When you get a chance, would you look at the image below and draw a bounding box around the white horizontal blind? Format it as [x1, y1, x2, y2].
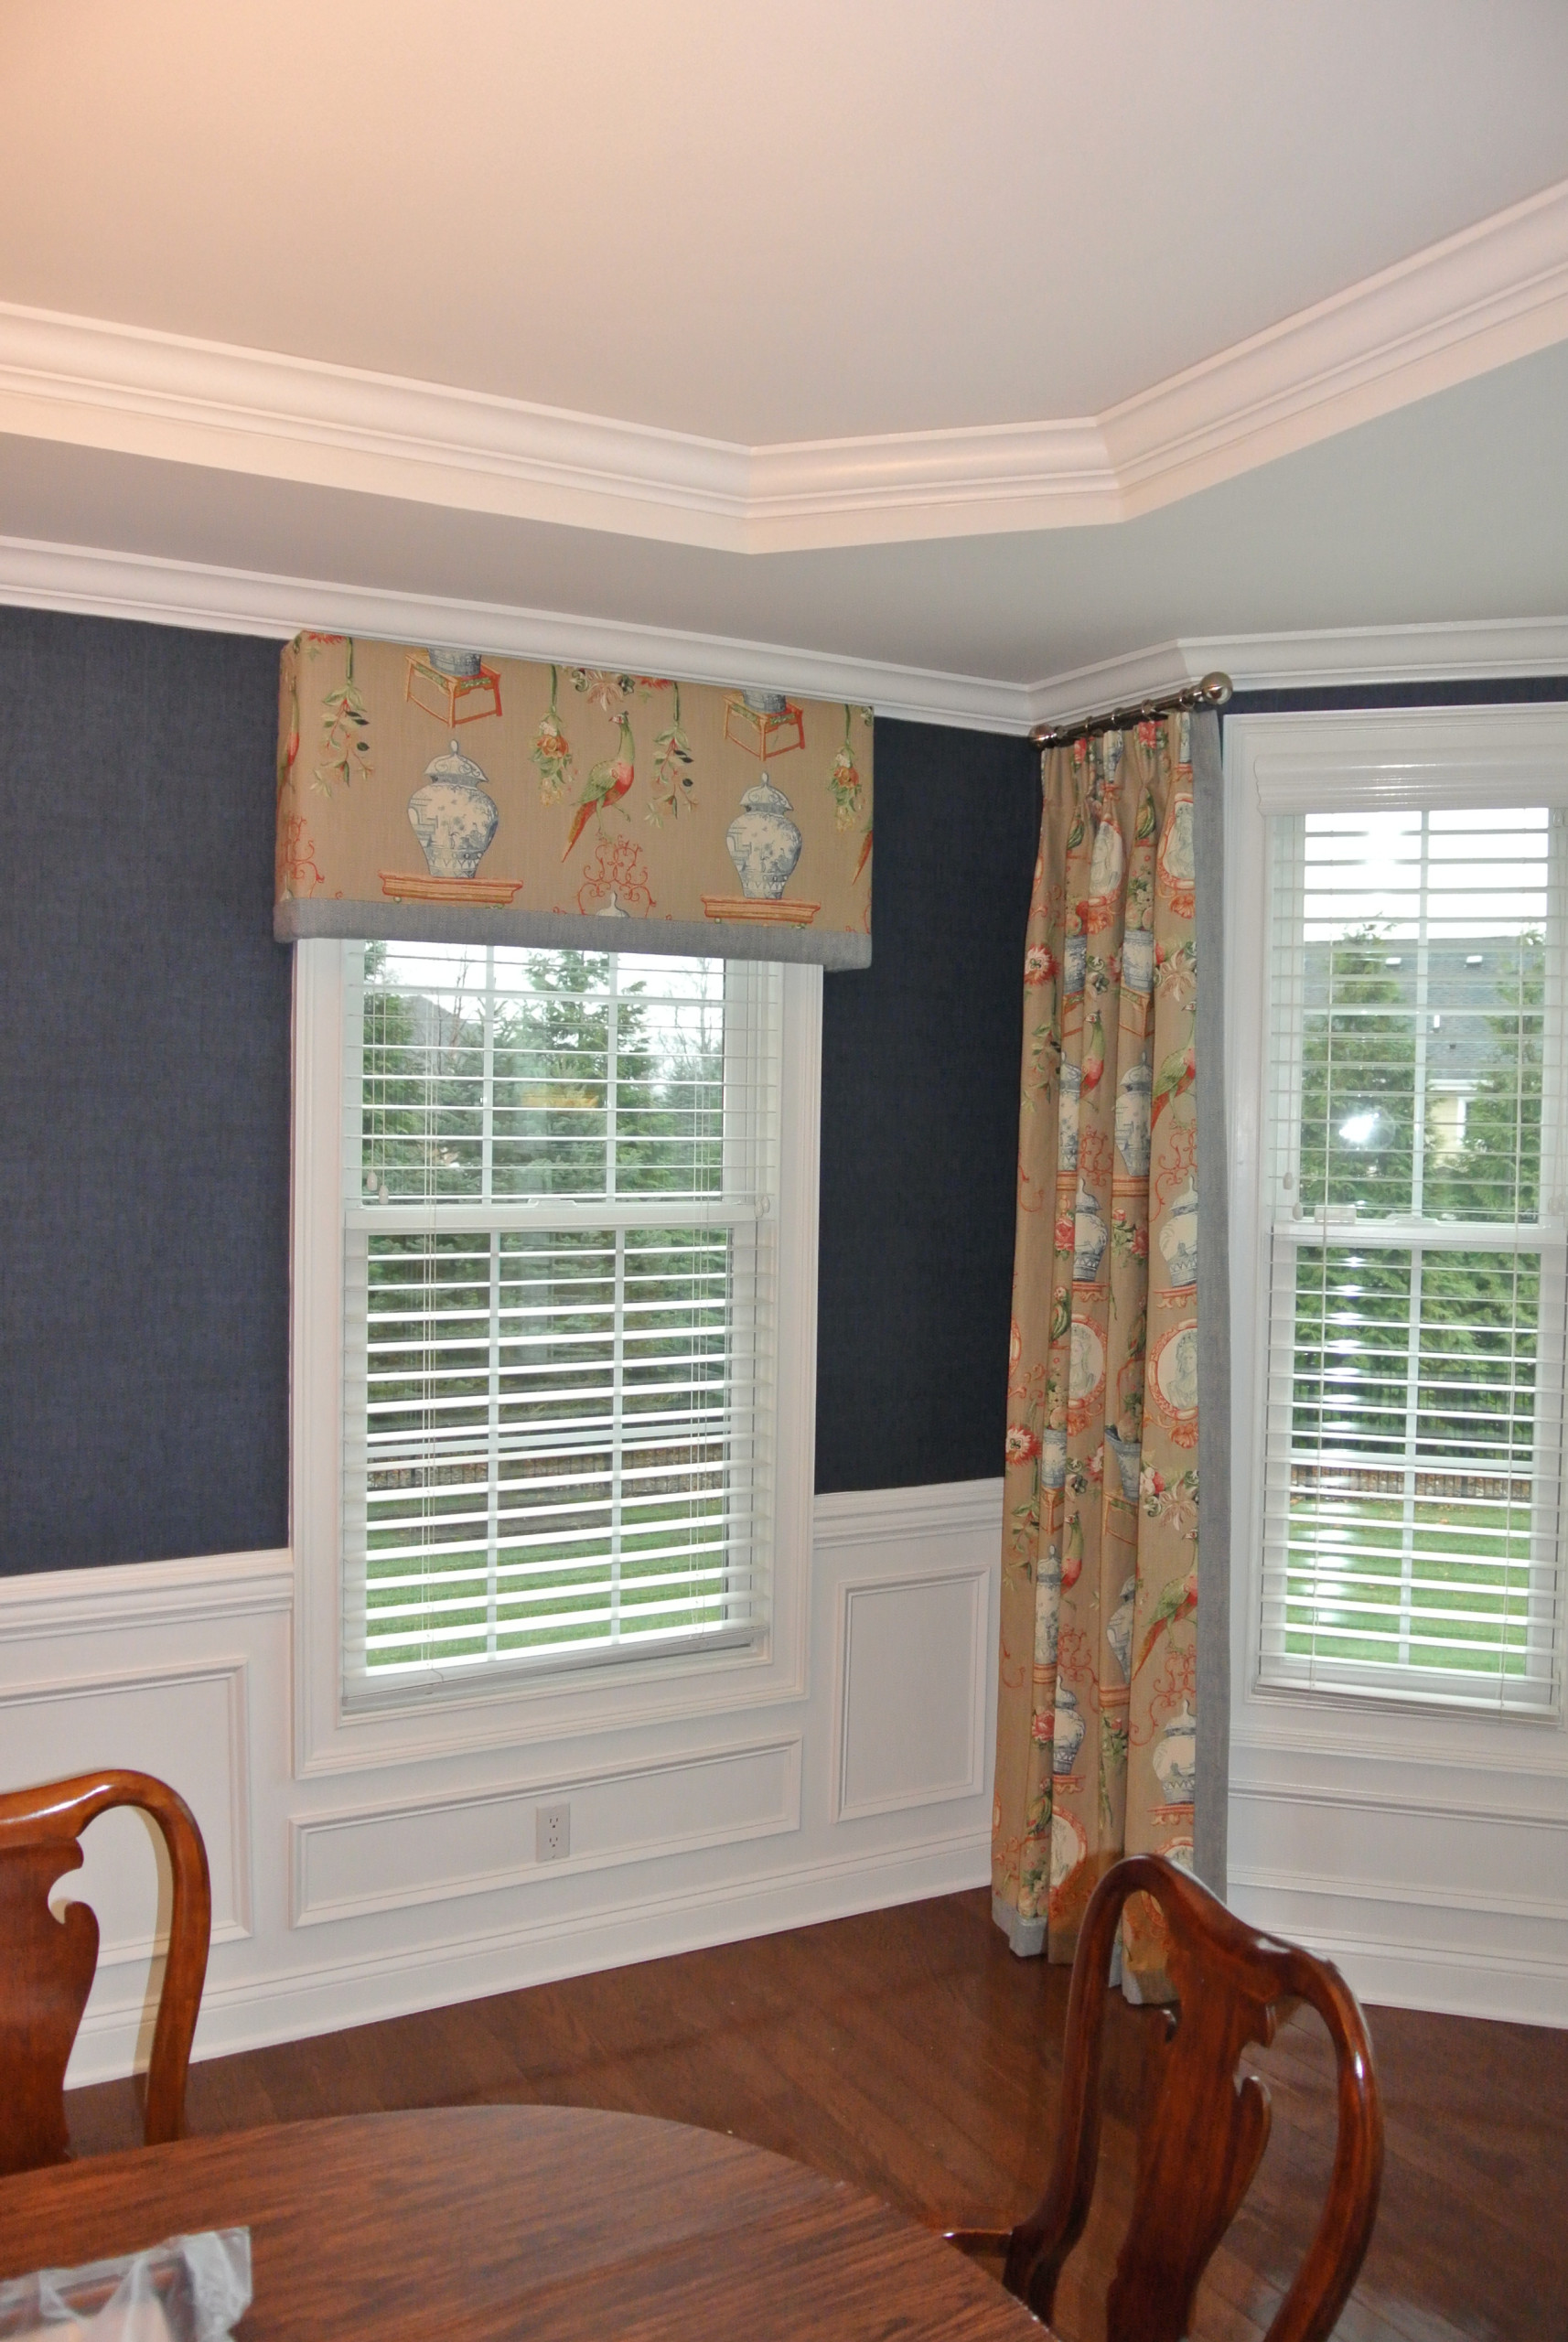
[338, 942, 780, 1700]
[1261, 806, 1566, 1713]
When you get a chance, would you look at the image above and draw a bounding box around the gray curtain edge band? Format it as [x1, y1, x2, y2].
[993, 1892, 1047, 1959]
[1191, 706, 1232, 1904]
[275, 899, 872, 970]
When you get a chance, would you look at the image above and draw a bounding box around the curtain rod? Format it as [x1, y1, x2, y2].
[1028, 671, 1233, 750]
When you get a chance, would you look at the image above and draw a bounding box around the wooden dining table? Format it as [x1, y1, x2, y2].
[0, 2104, 1050, 2342]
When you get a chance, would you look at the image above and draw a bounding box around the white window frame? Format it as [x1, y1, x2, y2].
[1227, 706, 1568, 1748]
[290, 940, 821, 1778]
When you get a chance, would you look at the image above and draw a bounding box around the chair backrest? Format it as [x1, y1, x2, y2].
[0, 1769, 210, 2175]
[1002, 1854, 1383, 2342]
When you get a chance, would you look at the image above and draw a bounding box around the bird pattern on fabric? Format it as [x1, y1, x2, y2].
[563, 711, 637, 859]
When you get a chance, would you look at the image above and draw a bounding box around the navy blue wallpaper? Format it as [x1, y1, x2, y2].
[0, 609, 290, 1574]
[814, 718, 1039, 1491]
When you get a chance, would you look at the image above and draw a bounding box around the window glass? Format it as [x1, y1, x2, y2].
[339, 944, 779, 1696]
[1261, 808, 1564, 1710]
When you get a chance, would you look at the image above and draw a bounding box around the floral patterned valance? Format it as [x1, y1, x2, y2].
[274, 635, 873, 967]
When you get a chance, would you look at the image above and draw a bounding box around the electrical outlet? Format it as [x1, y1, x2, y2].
[536, 1801, 570, 1862]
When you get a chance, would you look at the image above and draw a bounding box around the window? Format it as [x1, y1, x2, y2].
[1261, 801, 1566, 1712]
[291, 940, 818, 1770]
[340, 943, 779, 1701]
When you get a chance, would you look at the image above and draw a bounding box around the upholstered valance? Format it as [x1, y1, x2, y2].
[274, 635, 873, 967]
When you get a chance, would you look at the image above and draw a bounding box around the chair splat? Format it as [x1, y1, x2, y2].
[0, 1771, 210, 2176]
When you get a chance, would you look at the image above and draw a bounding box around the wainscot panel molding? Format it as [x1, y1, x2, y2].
[90, 1823, 993, 2072]
[290, 1741, 803, 1927]
[832, 1572, 990, 1823]
[0, 1481, 1000, 2089]
[0, 1658, 254, 1960]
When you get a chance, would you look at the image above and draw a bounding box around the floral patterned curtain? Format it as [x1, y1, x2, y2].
[992, 711, 1204, 2002]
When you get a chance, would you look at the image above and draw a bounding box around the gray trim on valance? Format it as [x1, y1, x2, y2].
[275, 897, 872, 968]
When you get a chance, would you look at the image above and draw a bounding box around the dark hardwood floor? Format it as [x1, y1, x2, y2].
[68, 1889, 1565, 2341]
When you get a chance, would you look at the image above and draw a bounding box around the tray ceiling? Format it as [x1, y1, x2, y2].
[2, 1, 1566, 703]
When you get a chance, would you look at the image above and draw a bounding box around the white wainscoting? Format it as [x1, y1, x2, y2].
[6, 1474, 1560, 2092]
[290, 1739, 804, 1927]
[1227, 1722, 1568, 2026]
[832, 1571, 990, 1822]
[0, 1483, 1001, 2089]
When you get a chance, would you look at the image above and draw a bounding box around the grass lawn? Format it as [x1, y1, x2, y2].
[1282, 1488, 1541, 1674]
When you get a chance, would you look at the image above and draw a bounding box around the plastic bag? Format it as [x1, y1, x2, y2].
[0, 2231, 251, 2342]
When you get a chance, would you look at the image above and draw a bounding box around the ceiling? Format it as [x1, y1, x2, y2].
[3, 1, 1568, 710]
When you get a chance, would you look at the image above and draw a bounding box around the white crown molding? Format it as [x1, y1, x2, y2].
[1101, 174, 1568, 515]
[1026, 617, 1568, 724]
[0, 534, 1036, 731]
[2, 534, 1566, 738]
[1024, 640, 1199, 724]
[2, 177, 1566, 554]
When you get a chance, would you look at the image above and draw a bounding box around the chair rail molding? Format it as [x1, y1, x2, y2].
[0, 1549, 292, 1640]
[2, 175, 1566, 552]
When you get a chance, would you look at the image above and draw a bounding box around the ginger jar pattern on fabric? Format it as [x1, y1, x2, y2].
[1051, 1683, 1086, 1777]
[273, 634, 872, 969]
[725, 777, 804, 900]
[1073, 1186, 1108, 1284]
[1115, 1060, 1153, 1176]
[1159, 1180, 1198, 1291]
[408, 739, 499, 879]
[1105, 1428, 1143, 1503]
[1154, 1702, 1197, 1806]
[1122, 923, 1155, 997]
[1039, 1425, 1069, 1490]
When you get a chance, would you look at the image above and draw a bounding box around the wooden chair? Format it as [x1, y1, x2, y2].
[0, 1769, 210, 2175]
[948, 1853, 1383, 2342]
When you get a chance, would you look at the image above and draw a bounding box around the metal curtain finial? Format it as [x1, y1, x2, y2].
[1027, 670, 1234, 750]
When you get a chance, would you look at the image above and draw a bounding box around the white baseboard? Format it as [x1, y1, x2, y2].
[1229, 1771, 1568, 2028]
[73, 1826, 990, 2082]
[1230, 1903, 1568, 2029]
